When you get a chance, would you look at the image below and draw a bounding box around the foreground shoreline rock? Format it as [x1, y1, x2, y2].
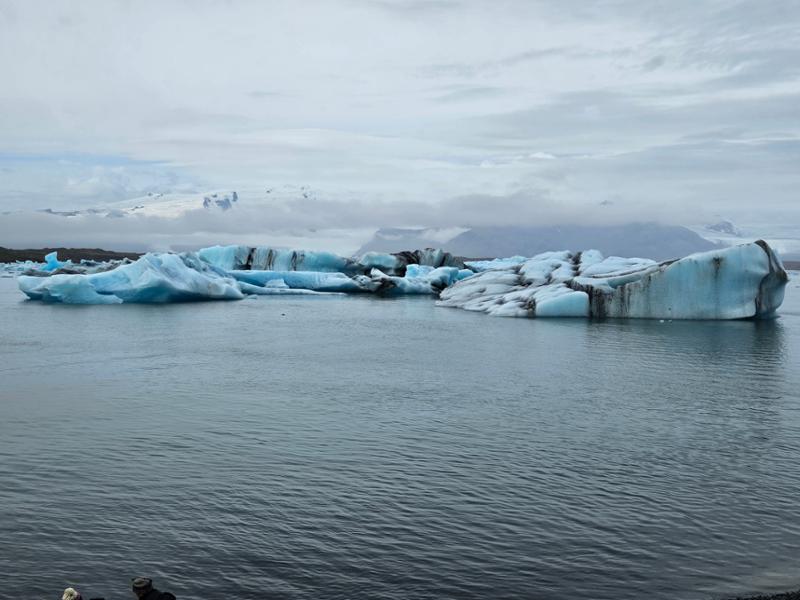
[13, 241, 789, 319]
[725, 591, 800, 600]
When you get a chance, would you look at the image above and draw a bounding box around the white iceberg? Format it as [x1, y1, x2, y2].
[437, 241, 788, 319]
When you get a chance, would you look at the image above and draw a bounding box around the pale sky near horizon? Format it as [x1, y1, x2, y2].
[1, 0, 799, 248]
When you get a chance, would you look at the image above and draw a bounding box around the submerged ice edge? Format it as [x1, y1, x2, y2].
[12, 241, 789, 319]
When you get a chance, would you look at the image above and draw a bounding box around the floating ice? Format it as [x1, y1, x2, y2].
[13, 242, 788, 317]
[43, 251, 70, 272]
[464, 256, 528, 272]
[230, 269, 372, 293]
[199, 245, 356, 274]
[15, 246, 467, 303]
[198, 245, 463, 276]
[18, 253, 244, 304]
[0, 260, 44, 277]
[438, 241, 788, 319]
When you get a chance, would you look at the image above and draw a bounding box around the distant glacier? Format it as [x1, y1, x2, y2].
[12, 241, 789, 320]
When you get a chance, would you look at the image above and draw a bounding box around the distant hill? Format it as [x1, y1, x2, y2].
[0, 247, 141, 263]
[357, 223, 718, 261]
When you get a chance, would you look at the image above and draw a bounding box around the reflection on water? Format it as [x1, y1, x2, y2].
[0, 278, 799, 600]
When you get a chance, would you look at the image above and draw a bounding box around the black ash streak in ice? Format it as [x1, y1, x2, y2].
[11, 241, 789, 320]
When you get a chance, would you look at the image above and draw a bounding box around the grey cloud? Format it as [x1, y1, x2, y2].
[1, 0, 798, 242]
[641, 56, 666, 72]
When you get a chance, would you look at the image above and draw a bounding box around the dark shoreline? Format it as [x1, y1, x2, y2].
[725, 592, 800, 600]
[0, 246, 142, 263]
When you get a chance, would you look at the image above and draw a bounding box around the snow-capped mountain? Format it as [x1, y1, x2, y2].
[39, 190, 242, 219]
[358, 224, 719, 261]
[704, 220, 743, 237]
[35, 185, 332, 219]
[690, 221, 800, 261]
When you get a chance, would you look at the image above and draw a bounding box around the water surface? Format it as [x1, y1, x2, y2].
[1, 276, 799, 599]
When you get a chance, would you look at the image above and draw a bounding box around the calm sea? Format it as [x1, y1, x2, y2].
[1, 274, 799, 599]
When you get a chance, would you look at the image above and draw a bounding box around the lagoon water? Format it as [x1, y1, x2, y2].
[1, 274, 800, 599]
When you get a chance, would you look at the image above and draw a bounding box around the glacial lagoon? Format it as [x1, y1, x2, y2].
[1, 273, 799, 599]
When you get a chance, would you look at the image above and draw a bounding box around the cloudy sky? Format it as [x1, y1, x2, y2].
[0, 0, 798, 250]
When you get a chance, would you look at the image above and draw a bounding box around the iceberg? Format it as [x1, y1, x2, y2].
[1, 260, 44, 277]
[18, 253, 245, 304]
[198, 244, 464, 276]
[15, 246, 468, 303]
[437, 241, 788, 319]
[230, 269, 372, 293]
[13, 241, 789, 318]
[464, 256, 528, 272]
[42, 251, 70, 272]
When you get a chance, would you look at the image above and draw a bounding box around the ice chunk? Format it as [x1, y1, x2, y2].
[198, 245, 464, 276]
[19, 253, 244, 304]
[363, 266, 457, 295]
[438, 241, 788, 320]
[465, 256, 527, 272]
[196, 245, 251, 271]
[229, 269, 373, 293]
[358, 252, 400, 273]
[237, 281, 334, 296]
[42, 251, 70, 272]
[17, 274, 124, 304]
[0, 260, 45, 277]
[200, 245, 366, 274]
[404, 264, 434, 278]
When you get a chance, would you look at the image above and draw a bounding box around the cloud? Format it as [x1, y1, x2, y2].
[0, 0, 798, 242]
[1, 179, 776, 256]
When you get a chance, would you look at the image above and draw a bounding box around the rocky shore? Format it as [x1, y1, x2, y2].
[726, 591, 800, 600]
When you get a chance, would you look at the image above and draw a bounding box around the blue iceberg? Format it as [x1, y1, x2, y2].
[13, 241, 788, 318]
[198, 244, 463, 276]
[16, 245, 468, 303]
[437, 241, 788, 319]
[18, 253, 245, 304]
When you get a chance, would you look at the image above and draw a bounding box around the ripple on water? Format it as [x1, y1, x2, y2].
[1, 280, 799, 599]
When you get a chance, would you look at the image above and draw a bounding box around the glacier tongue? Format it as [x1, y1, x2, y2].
[437, 241, 788, 319]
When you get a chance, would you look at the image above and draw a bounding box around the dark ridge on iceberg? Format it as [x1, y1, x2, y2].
[0, 246, 142, 263]
[358, 223, 718, 261]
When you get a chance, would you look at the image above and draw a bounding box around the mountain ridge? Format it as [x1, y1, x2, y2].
[358, 223, 719, 262]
